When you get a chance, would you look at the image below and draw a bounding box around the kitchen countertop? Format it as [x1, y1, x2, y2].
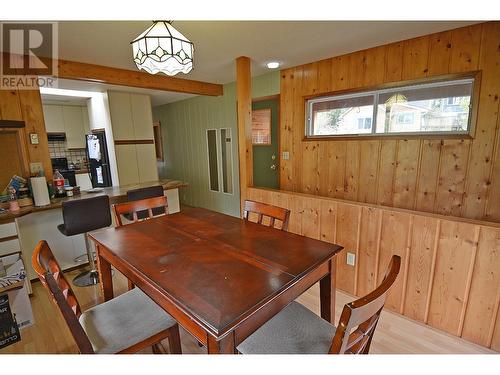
[0, 179, 188, 224]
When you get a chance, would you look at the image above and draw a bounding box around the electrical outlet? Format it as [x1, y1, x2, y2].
[282, 151, 290, 160]
[346, 252, 356, 266]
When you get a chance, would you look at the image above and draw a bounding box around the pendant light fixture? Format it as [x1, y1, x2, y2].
[131, 21, 194, 76]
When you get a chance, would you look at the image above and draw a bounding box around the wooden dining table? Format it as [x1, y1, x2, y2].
[88, 207, 343, 354]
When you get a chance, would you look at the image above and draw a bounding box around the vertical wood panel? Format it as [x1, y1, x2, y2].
[335, 204, 360, 294]
[344, 141, 360, 201]
[301, 141, 319, 194]
[327, 141, 346, 199]
[357, 207, 381, 296]
[0, 90, 22, 120]
[384, 42, 404, 82]
[427, 31, 452, 76]
[317, 59, 332, 94]
[319, 200, 337, 243]
[376, 140, 397, 206]
[435, 139, 470, 216]
[358, 140, 380, 204]
[449, 24, 482, 72]
[428, 221, 476, 335]
[291, 67, 304, 192]
[401, 36, 430, 80]
[301, 197, 321, 240]
[472, 22, 500, 221]
[279, 70, 294, 191]
[363, 45, 387, 86]
[462, 226, 500, 346]
[18, 90, 53, 179]
[491, 300, 500, 351]
[330, 55, 349, 91]
[392, 139, 421, 210]
[378, 211, 410, 312]
[415, 140, 442, 213]
[404, 216, 439, 322]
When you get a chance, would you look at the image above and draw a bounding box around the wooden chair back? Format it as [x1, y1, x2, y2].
[113, 196, 169, 227]
[243, 200, 290, 231]
[32, 240, 94, 353]
[329, 255, 401, 354]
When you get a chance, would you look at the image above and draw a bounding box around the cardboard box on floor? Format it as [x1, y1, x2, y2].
[0, 252, 34, 331]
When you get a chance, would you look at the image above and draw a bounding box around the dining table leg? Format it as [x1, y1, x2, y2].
[207, 332, 236, 354]
[95, 243, 114, 302]
[320, 258, 336, 323]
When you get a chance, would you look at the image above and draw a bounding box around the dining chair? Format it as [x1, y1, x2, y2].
[113, 196, 169, 290]
[243, 200, 290, 231]
[126, 185, 166, 220]
[237, 255, 401, 354]
[113, 196, 169, 227]
[32, 240, 182, 354]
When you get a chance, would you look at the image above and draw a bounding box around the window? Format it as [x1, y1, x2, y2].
[153, 121, 164, 161]
[252, 108, 271, 145]
[206, 128, 234, 194]
[306, 76, 476, 138]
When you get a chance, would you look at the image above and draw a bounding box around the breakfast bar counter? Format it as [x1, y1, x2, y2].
[0, 179, 188, 224]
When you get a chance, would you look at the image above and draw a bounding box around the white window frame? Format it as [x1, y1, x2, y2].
[205, 128, 234, 195]
[305, 76, 477, 139]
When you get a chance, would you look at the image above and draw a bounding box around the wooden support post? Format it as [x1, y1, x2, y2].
[236, 56, 253, 214]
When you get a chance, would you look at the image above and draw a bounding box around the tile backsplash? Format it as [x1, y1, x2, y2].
[48, 140, 87, 169]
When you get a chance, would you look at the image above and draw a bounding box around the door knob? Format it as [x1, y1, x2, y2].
[270, 164, 277, 170]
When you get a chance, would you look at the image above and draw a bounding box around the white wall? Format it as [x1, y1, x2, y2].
[86, 93, 120, 186]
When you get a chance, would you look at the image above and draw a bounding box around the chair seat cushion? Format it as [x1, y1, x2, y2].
[79, 287, 177, 354]
[237, 301, 336, 354]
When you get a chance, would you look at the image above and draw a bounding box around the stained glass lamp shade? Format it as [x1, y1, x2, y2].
[131, 21, 194, 76]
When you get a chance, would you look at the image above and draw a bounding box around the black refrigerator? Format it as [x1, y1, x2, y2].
[85, 132, 112, 188]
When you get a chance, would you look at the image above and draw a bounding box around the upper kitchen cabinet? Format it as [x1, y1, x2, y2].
[108, 91, 154, 141]
[131, 94, 154, 139]
[43, 104, 90, 149]
[63, 106, 89, 149]
[43, 105, 65, 133]
[108, 91, 135, 140]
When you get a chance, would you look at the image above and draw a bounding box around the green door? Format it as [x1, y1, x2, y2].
[252, 97, 279, 189]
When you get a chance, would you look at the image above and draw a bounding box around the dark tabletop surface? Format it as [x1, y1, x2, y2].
[90, 207, 343, 336]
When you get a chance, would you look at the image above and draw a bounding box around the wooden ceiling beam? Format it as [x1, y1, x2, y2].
[2, 53, 223, 96]
[56, 59, 223, 96]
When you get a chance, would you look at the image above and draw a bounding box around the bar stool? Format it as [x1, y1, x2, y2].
[58, 195, 112, 287]
[126, 185, 165, 220]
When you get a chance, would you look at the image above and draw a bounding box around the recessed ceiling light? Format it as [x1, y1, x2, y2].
[266, 61, 280, 69]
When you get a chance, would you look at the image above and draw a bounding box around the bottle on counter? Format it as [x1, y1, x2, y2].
[53, 169, 66, 198]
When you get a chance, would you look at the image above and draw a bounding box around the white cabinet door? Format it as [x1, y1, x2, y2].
[136, 144, 158, 183]
[81, 106, 91, 135]
[131, 94, 154, 140]
[75, 173, 93, 191]
[115, 144, 139, 185]
[62, 106, 86, 149]
[108, 91, 135, 140]
[43, 105, 65, 133]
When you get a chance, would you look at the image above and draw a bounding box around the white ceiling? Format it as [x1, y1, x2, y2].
[7, 21, 481, 106]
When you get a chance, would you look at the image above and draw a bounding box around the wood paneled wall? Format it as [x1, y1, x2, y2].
[0, 89, 52, 179]
[279, 22, 500, 223]
[246, 187, 500, 351]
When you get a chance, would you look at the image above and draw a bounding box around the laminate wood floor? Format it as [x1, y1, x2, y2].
[0, 268, 495, 354]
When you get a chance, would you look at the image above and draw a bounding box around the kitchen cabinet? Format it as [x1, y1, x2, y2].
[136, 144, 159, 182]
[43, 104, 90, 148]
[131, 94, 154, 139]
[115, 144, 140, 186]
[108, 91, 135, 140]
[63, 106, 86, 149]
[43, 105, 65, 133]
[108, 91, 157, 185]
